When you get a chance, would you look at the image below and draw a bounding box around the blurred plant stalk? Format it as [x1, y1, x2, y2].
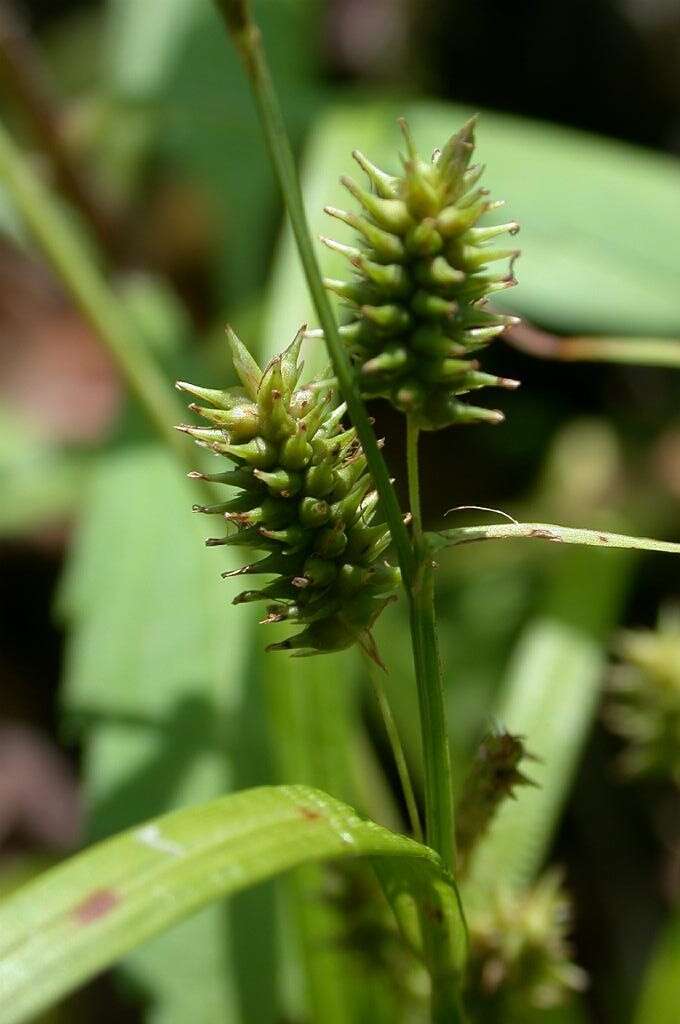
[507, 321, 680, 368]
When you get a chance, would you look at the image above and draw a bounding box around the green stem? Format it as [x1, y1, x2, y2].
[216, 2, 414, 582]
[0, 118, 188, 468]
[215, 4, 463, 1014]
[406, 419, 456, 874]
[365, 656, 423, 843]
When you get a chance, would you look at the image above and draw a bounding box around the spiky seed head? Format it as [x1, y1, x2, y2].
[466, 871, 587, 1016]
[177, 327, 400, 655]
[604, 606, 680, 784]
[321, 118, 520, 430]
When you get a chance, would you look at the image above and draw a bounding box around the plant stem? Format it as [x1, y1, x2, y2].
[507, 321, 680, 368]
[406, 418, 456, 874]
[215, 4, 463, 1012]
[365, 656, 423, 843]
[0, 118, 188, 468]
[215, 1, 414, 583]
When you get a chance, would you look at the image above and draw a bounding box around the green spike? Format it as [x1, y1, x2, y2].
[411, 291, 458, 320]
[320, 234, 363, 263]
[280, 426, 314, 470]
[361, 345, 411, 379]
[459, 245, 520, 272]
[355, 257, 410, 296]
[192, 494, 257, 516]
[225, 325, 261, 400]
[460, 325, 508, 349]
[341, 175, 413, 233]
[188, 403, 260, 442]
[415, 255, 465, 288]
[345, 523, 390, 563]
[352, 149, 400, 198]
[437, 116, 477, 185]
[323, 277, 374, 306]
[225, 437, 278, 469]
[324, 207, 405, 261]
[405, 218, 444, 256]
[303, 462, 336, 498]
[260, 524, 308, 549]
[438, 199, 487, 238]
[280, 325, 306, 389]
[331, 453, 367, 498]
[331, 475, 372, 524]
[314, 524, 348, 559]
[298, 497, 331, 528]
[467, 221, 520, 243]
[233, 579, 297, 605]
[176, 381, 248, 409]
[361, 303, 411, 332]
[187, 467, 255, 488]
[253, 467, 302, 496]
[206, 526, 275, 550]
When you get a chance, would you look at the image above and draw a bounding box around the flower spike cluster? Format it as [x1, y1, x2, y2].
[318, 117, 520, 430]
[176, 327, 400, 656]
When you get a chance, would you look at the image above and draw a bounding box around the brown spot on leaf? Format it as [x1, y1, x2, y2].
[598, 534, 609, 543]
[529, 528, 562, 542]
[299, 806, 323, 821]
[73, 888, 119, 925]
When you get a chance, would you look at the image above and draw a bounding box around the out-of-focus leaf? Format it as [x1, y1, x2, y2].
[266, 101, 680, 337]
[634, 911, 680, 1024]
[158, 0, 325, 304]
[105, 0, 201, 101]
[58, 446, 256, 1023]
[117, 272, 191, 358]
[0, 403, 86, 537]
[0, 784, 455, 1024]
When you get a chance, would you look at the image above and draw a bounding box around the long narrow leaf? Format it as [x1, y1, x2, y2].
[432, 522, 680, 557]
[0, 785, 459, 1024]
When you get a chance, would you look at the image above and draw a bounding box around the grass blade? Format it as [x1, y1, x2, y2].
[433, 522, 680, 557]
[0, 784, 457, 1024]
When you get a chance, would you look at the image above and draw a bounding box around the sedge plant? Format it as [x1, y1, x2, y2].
[3, 2, 680, 1023]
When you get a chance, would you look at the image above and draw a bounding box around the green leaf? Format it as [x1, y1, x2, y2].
[431, 522, 680, 557]
[634, 911, 680, 1024]
[0, 784, 460, 1024]
[0, 403, 86, 538]
[266, 100, 680, 337]
[58, 446, 255, 1022]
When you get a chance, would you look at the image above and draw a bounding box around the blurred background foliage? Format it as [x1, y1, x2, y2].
[0, 1, 679, 1022]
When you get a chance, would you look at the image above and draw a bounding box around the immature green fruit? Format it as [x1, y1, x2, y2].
[177, 326, 400, 656]
[319, 118, 520, 430]
[466, 871, 587, 1020]
[604, 607, 680, 783]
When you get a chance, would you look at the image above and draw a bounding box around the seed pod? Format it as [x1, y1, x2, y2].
[177, 326, 400, 655]
[319, 118, 520, 429]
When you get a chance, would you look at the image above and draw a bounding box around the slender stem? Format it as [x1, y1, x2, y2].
[365, 656, 423, 843]
[506, 321, 680, 368]
[406, 416, 423, 541]
[215, 1, 414, 584]
[0, 118, 189, 468]
[215, 5, 463, 1012]
[0, 4, 121, 255]
[405, 418, 456, 874]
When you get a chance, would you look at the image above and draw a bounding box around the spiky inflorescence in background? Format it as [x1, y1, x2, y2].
[317, 117, 520, 430]
[466, 871, 587, 1022]
[177, 327, 400, 655]
[605, 607, 680, 784]
[455, 730, 536, 874]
